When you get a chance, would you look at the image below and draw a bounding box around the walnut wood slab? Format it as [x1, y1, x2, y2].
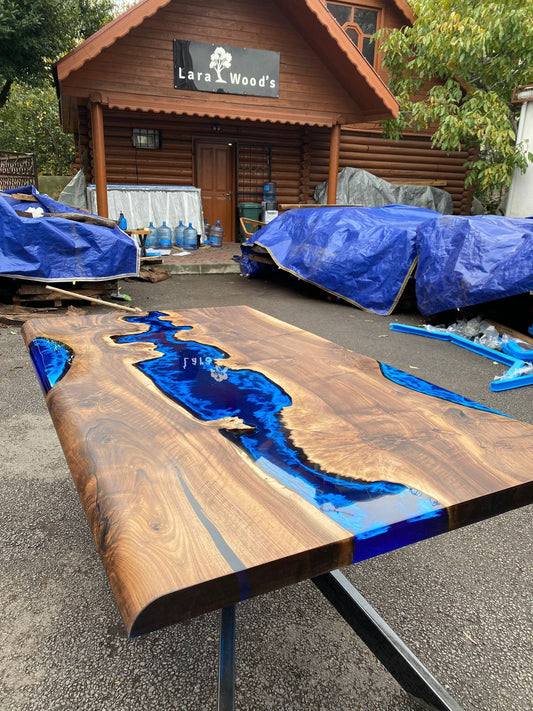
[22, 306, 533, 636]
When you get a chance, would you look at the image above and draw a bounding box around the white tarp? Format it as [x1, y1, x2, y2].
[86, 184, 205, 237]
[58, 170, 88, 210]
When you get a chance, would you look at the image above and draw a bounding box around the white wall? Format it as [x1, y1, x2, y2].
[506, 92, 533, 218]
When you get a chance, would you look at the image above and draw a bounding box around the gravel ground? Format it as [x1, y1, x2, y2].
[1, 272, 531, 711]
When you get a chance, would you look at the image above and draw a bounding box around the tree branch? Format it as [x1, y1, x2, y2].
[0, 79, 13, 109]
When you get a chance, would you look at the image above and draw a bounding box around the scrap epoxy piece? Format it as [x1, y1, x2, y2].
[113, 312, 447, 562]
[379, 363, 509, 417]
[28, 338, 73, 393]
[389, 322, 533, 392]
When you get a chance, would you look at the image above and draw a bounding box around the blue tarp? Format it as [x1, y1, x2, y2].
[415, 214, 533, 316]
[240, 205, 439, 315]
[0, 185, 139, 281]
[240, 206, 533, 316]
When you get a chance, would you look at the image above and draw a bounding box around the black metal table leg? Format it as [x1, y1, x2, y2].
[218, 604, 236, 711]
[312, 570, 464, 711]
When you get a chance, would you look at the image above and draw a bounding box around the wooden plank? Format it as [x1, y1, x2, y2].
[249, 253, 274, 264]
[16, 283, 111, 296]
[0, 304, 85, 325]
[45, 285, 142, 313]
[0, 191, 38, 202]
[387, 179, 448, 186]
[21, 306, 533, 636]
[278, 203, 362, 210]
[41, 212, 117, 228]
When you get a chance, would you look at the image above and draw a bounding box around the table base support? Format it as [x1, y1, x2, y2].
[218, 604, 236, 711]
[216, 571, 464, 711]
[312, 570, 464, 711]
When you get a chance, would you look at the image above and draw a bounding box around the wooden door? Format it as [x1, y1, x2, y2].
[195, 142, 235, 241]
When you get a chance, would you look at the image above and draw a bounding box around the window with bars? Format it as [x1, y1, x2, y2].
[326, 2, 380, 66]
[132, 128, 162, 149]
[236, 144, 272, 203]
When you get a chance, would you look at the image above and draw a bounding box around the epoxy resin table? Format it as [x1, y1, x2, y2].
[22, 306, 533, 710]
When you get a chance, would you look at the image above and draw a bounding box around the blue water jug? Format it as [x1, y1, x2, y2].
[262, 182, 277, 203]
[183, 222, 198, 250]
[146, 221, 158, 249]
[174, 220, 185, 247]
[158, 221, 172, 249]
[209, 220, 224, 247]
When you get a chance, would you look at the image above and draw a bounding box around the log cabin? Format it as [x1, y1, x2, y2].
[54, 0, 475, 241]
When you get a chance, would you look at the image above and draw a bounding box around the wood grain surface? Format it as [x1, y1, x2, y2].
[22, 306, 533, 635]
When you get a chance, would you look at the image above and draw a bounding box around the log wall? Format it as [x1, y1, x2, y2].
[76, 108, 474, 215]
[304, 126, 475, 214]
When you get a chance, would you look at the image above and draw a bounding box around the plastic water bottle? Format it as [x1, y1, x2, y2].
[262, 182, 277, 203]
[203, 218, 210, 246]
[118, 211, 127, 230]
[183, 222, 198, 250]
[209, 220, 224, 247]
[174, 220, 185, 247]
[158, 221, 172, 249]
[146, 221, 158, 249]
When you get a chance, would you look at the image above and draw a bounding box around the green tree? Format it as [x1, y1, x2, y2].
[378, 0, 533, 201]
[0, 0, 116, 173]
[0, 0, 115, 108]
[0, 82, 75, 174]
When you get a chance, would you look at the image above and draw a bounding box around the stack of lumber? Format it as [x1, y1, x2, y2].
[0, 278, 117, 308]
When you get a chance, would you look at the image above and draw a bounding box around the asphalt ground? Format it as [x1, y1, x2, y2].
[1, 271, 532, 711]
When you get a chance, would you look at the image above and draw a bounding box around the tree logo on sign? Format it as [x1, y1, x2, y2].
[209, 47, 232, 83]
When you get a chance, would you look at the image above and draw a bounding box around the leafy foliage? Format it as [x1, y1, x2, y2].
[378, 0, 533, 198]
[0, 0, 115, 173]
[0, 83, 75, 175]
[111, 0, 137, 13]
[0, 0, 114, 107]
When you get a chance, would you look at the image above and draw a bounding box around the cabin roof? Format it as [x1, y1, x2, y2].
[390, 0, 415, 24]
[56, 0, 405, 125]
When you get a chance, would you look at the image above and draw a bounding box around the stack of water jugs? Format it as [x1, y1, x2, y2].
[145, 218, 224, 252]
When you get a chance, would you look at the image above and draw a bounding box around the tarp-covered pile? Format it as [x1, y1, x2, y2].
[0, 185, 139, 282]
[314, 167, 453, 214]
[240, 205, 533, 316]
[415, 214, 533, 315]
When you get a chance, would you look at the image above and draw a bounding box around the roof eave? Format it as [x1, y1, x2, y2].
[390, 0, 416, 24]
[55, 0, 172, 81]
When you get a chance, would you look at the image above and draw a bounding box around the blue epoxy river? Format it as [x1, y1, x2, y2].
[110, 312, 449, 561]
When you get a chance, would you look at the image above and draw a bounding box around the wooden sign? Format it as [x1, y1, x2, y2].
[174, 40, 280, 97]
[22, 306, 533, 636]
